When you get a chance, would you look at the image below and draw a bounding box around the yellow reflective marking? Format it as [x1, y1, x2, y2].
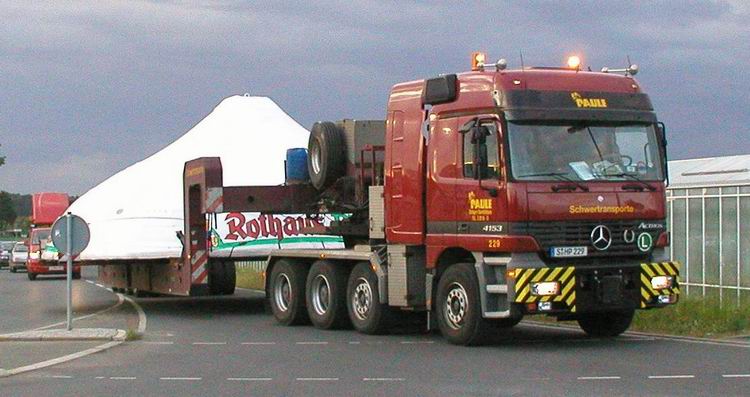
[515, 269, 534, 292]
[546, 267, 563, 281]
[642, 264, 656, 278]
[531, 268, 550, 282]
[556, 278, 576, 302]
[641, 289, 651, 301]
[515, 288, 529, 303]
[571, 305, 576, 313]
[663, 262, 677, 276]
[559, 267, 575, 284]
[641, 273, 658, 295]
[565, 292, 576, 306]
[652, 263, 666, 276]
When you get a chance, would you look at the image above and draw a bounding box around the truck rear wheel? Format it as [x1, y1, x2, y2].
[436, 263, 491, 345]
[307, 121, 345, 190]
[346, 262, 390, 334]
[306, 260, 350, 329]
[577, 310, 634, 337]
[209, 261, 236, 296]
[269, 259, 309, 326]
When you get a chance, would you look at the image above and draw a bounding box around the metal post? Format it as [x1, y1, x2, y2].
[66, 212, 73, 331]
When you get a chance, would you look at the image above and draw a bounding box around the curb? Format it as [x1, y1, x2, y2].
[0, 329, 127, 342]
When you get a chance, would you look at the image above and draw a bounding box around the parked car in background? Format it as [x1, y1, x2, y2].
[0, 241, 15, 269]
[10, 242, 28, 273]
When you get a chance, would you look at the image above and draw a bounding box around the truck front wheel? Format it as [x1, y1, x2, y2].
[577, 310, 634, 337]
[27, 272, 37, 281]
[306, 260, 350, 329]
[269, 259, 309, 326]
[346, 262, 390, 334]
[436, 263, 491, 345]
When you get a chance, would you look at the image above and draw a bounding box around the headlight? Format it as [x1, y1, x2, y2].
[651, 276, 673, 290]
[530, 281, 560, 296]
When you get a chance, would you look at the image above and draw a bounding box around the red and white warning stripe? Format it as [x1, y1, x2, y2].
[191, 250, 209, 285]
[206, 188, 224, 213]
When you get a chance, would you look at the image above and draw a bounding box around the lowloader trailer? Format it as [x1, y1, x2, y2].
[119, 53, 680, 345]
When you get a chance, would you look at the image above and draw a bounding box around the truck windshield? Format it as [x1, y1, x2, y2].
[507, 122, 664, 182]
[31, 230, 51, 244]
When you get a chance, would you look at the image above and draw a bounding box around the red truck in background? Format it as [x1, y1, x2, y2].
[27, 192, 80, 280]
[97, 53, 680, 345]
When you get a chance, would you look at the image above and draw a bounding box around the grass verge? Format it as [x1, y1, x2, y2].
[125, 329, 142, 341]
[235, 266, 265, 290]
[629, 295, 750, 338]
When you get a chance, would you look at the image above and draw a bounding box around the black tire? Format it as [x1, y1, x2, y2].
[27, 272, 37, 281]
[73, 272, 81, 280]
[306, 260, 350, 329]
[307, 121, 346, 190]
[577, 310, 634, 337]
[208, 261, 236, 296]
[435, 263, 492, 345]
[269, 259, 310, 326]
[346, 262, 391, 334]
[10, 266, 16, 273]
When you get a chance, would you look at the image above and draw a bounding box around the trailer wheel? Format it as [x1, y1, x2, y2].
[435, 263, 491, 345]
[346, 262, 391, 334]
[307, 121, 346, 190]
[209, 261, 236, 296]
[306, 260, 350, 329]
[577, 310, 634, 337]
[27, 272, 37, 281]
[269, 259, 310, 326]
[73, 272, 81, 280]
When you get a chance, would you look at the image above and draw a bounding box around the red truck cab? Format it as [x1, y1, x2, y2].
[26, 193, 80, 280]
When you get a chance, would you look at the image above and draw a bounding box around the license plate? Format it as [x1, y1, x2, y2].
[550, 246, 587, 258]
[49, 266, 64, 271]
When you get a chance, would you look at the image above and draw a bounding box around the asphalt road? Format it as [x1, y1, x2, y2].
[1, 268, 749, 396]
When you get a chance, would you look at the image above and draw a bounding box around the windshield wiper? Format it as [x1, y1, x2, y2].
[612, 173, 657, 191]
[516, 172, 589, 192]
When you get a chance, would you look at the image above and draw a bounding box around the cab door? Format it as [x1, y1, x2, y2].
[454, 118, 508, 250]
[425, 117, 459, 246]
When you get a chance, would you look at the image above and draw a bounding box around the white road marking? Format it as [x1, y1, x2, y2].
[241, 342, 276, 345]
[95, 283, 104, 288]
[578, 376, 621, 380]
[0, 291, 146, 379]
[110, 376, 136, 380]
[648, 375, 695, 379]
[50, 375, 73, 379]
[85, 280, 95, 285]
[363, 377, 405, 381]
[348, 341, 361, 345]
[143, 341, 173, 345]
[296, 377, 339, 381]
[192, 342, 227, 345]
[296, 341, 328, 345]
[227, 377, 273, 381]
[95, 376, 105, 379]
[722, 374, 750, 378]
[160, 377, 202, 381]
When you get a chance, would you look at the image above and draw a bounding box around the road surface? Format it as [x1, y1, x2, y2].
[1, 268, 749, 396]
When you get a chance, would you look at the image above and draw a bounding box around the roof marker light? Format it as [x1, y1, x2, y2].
[472, 51, 487, 71]
[567, 55, 581, 70]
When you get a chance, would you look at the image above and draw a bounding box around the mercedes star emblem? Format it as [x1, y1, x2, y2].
[591, 225, 612, 251]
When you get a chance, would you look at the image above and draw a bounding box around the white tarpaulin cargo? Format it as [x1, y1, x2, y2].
[68, 95, 310, 260]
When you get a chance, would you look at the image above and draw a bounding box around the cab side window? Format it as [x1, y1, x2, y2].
[463, 124, 500, 179]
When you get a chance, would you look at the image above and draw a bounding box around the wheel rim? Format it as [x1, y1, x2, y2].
[274, 273, 292, 312]
[311, 274, 332, 316]
[310, 141, 322, 175]
[351, 277, 373, 321]
[444, 282, 468, 330]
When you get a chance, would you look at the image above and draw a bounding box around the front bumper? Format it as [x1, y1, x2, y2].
[511, 262, 680, 315]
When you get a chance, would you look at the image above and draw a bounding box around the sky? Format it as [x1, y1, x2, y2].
[1, 1, 748, 195]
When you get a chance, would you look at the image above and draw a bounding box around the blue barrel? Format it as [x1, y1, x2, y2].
[286, 148, 309, 184]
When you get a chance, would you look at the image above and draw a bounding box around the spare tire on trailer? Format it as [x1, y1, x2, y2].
[308, 121, 346, 190]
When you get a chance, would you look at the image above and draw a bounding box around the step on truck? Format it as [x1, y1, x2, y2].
[27, 192, 80, 280]
[184, 52, 680, 345]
